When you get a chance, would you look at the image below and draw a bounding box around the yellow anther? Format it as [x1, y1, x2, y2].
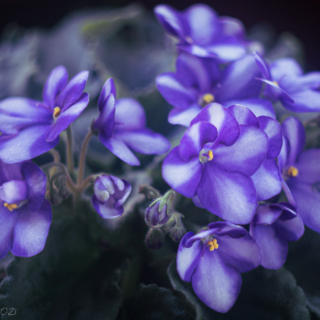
[207, 238, 219, 251]
[208, 150, 213, 161]
[199, 150, 214, 163]
[4, 202, 18, 211]
[287, 166, 299, 177]
[53, 107, 61, 118]
[202, 93, 215, 105]
[273, 81, 279, 86]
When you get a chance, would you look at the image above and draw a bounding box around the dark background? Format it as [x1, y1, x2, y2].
[0, 0, 319, 69]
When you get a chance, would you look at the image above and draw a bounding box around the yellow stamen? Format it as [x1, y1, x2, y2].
[287, 166, 298, 177]
[207, 238, 219, 251]
[53, 107, 61, 118]
[202, 93, 215, 105]
[273, 81, 279, 86]
[199, 150, 214, 163]
[4, 202, 18, 211]
[208, 150, 213, 161]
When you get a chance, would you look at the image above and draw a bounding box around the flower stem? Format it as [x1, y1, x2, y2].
[66, 126, 75, 175]
[49, 148, 60, 162]
[77, 131, 93, 186]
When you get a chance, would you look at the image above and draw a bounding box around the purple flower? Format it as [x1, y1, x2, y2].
[0, 160, 52, 258]
[91, 78, 171, 166]
[177, 222, 261, 313]
[250, 203, 304, 269]
[279, 117, 320, 233]
[0, 66, 89, 163]
[156, 53, 274, 126]
[255, 52, 320, 112]
[92, 175, 131, 219]
[145, 200, 169, 228]
[162, 103, 270, 224]
[154, 4, 248, 62]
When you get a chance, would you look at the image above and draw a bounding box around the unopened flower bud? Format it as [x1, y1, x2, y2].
[145, 201, 169, 228]
[145, 228, 165, 250]
[170, 226, 186, 242]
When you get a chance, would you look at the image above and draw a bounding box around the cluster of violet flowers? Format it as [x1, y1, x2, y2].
[151, 3, 320, 313]
[0, 3, 320, 315]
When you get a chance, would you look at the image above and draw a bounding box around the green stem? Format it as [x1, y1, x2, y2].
[66, 126, 75, 175]
[77, 131, 93, 186]
[49, 148, 60, 162]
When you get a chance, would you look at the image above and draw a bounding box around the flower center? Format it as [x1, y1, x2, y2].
[273, 81, 279, 86]
[200, 93, 215, 107]
[4, 202, 18, 211]
[286, 166, 298, 177]
[207, 239, 219, 251]
[185, 36, 193, 43]
[199, 150, 213, 163]
[53, 107, 61, 119]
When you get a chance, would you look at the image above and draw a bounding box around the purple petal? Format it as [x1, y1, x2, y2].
[254, 51, 271, 80]
[92, 194, 123, 219]
[251, 159, 282, 201]
[192, 249, 241, 313]
[99, 135, 140, 166]
[282, 90, 320, 112]
[46, 93, 89, 142]
[184, 4, 218, 45]
[225, 98, 276, 119]
[0, 180, 27, 203]
[92, 94, 115, 139]
[154, 5, 187, 39]
[278, 136, 289, 171]
[250, 223, 288, 269]
[215, 54, 261, 102]
[43, 66, 68, 109]
[274, 215, 304, 242]
[156, 73, 197, 110]
[162, 147, 203, 198]
[177, 232, 202, 282]
[219, 17, 245, 38]
[258, 116, 282, 159]
[282, 179, 296, 207]
[56, 70, 89, 110]
[192, 195, 205, 209]
[115, 129, 170, 155]
[98, 78, 116, 111]
[197, 163, 257, 224]
[21, 162, 46, 212]
[0, 98, 52, 134]
[176, 53, 221, 92]
[270, 58, 303, 80]
[0, 204, 17, 259]
[227, 104, 259, 127]
[208, 221, 247, 239]
[201, 39, 247, 62]
[179, 122, 217, 161]
[11, 199, 52, 257]
[294, 149, 320, 184]
[168, 105, 201, 127]
[0, 161, 23, 184]
[114, 98, 146, 130]
[287, 181, 320, 233]
[178, 43, 218, 59]
[213, 125, 268, 176]
[217, 233, 261, 273]
[253, 204, 283, 226]
[259, 78, 294, 104]
[191, 103, 240, 146]
[0, 125, 59, 163]
[281, 117, 305, 165]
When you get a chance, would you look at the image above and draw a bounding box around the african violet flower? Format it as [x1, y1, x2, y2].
[279, 117, 320, 233]
[177, 221, 261, 312]
[91, 78, 171, 166]
[156, 53, 274, 126]
[92, 175, 131, 219]
[0, 160, 52, 258]
[162, 103, 271, 224]
[0, 66, 89, 163]
[154, 4, 248, 62]
[250, 202, 304, 269]
[255, 52, 320, 112]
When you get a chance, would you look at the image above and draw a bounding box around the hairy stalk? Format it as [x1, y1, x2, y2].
[66, 126, 75, 175]
[77, 131, 93, 186]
